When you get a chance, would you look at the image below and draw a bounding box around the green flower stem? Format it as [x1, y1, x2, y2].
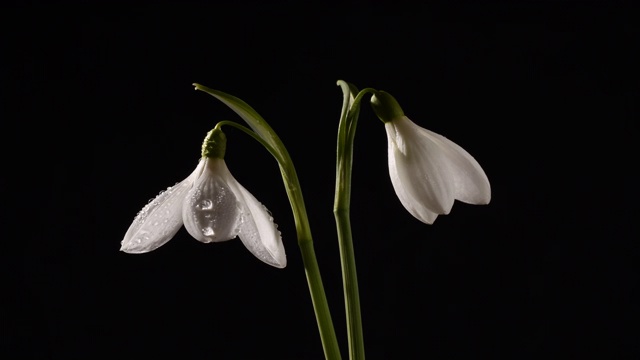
[213, 121, 282, 160]
[194, 84, 341, 360]
[334, 81, 376, 360]
[281, 165, 342, 360]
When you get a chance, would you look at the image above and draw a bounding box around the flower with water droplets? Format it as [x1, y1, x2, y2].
[371, 91, 491, 224]
[120, 127, 286, 268]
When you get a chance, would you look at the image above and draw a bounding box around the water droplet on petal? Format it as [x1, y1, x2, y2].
[183, 174, 240, 242]
[200, 199, 213, 210]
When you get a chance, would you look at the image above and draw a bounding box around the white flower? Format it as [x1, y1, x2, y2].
[120, 156, 286, 268]
[385, 115, 491, 224]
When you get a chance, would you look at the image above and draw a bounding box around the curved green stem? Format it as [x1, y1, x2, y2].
[334, 81, 376, 360]
[214, 121, 284, 164]
[194, 84, 342, 360]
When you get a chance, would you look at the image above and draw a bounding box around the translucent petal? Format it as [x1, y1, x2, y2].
[386, 116, 491, 224]
[387, 149, 440, 224]
[386, 118, 454, 215]
[120, 161, 204, 253]
[223, 169, 286, 268]
[182, 158, 241, 243]
[420, 127, 491, 205]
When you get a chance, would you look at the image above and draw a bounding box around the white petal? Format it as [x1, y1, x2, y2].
[386, 118, 454, 215]
[224, 170, 286, 268]
[120, 161, 204, 253]
[386, 116, 491, 224]
[387, 149, 440, 224]
[422, 127, 491, 205]
[182, 158, 242, 243]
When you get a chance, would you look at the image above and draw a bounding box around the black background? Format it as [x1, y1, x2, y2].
[5, 1, 638, 359]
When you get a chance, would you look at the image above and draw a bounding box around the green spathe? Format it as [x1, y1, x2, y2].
[193, 83, 287, 164]
[201, 128, 226, 159]
[370, 90, 405, 123]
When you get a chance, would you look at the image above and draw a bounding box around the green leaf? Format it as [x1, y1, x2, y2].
[193, 83, 287, 164]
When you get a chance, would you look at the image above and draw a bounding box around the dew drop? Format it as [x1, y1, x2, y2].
[202, 227, 215, 236]
[200, 199, 213, 210]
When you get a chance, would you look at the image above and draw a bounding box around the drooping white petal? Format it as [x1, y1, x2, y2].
[223, 169, 287, 268]
[387, 150, 441, 224]
[120, 161, 205, 253]
[182, 158, 242, 243]
[421, 126, 491, 206]
[386, 116, 491, 224]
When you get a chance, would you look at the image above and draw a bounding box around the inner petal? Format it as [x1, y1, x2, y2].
[183, 173, 241, 243]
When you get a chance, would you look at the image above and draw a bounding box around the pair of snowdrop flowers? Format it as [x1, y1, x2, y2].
[120, 90, 490, 267]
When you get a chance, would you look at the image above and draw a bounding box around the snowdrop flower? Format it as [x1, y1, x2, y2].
[120, 128, 286, 268]
[371, 91, 491, 224]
